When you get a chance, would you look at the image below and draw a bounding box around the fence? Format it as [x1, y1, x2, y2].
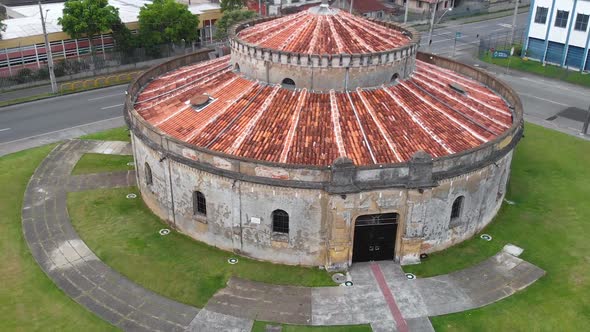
[0, 41, 228, 90]
[478, 27, 527, 57]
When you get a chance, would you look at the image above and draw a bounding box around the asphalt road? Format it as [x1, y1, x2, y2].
[423, 12, 530, 57]
[0, 85, 126, 143]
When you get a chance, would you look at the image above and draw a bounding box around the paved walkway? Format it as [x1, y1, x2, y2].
[22, 139, 546, 331]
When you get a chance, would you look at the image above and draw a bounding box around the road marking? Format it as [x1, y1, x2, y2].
[0, 116, 123, 146]
[498, 23, 513, 28]
[517, 77, 590, 98]
[518, 92, 571, 107]
[0, 128, 10, 132]
[101, 103, 124, 110]
[88, 92, 124, 101]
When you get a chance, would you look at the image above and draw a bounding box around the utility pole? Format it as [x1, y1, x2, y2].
[509, 0, 519, 46]
[38, 0, 57, 94]
[404, 0, 409, 24]
[582, 104, 590, 135]
[427, 2, 436, 51]
[350, 0, 353, 14]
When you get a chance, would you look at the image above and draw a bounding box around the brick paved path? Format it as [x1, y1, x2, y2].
[22, 139, 545, 332]
[22, 140, 199, 331]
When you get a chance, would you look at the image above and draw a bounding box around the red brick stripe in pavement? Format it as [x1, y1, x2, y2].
[370, 262, 409, 332]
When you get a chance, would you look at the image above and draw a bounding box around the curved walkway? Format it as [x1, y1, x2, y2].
[22, 140, 545, 332]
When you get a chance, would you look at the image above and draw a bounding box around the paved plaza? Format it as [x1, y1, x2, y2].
[21, 140, 545, 331]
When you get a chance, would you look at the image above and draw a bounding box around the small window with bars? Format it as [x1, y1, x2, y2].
[145, 163, 153, 186]
[450, 196, 464, 225]
[555, 10, 570, 28]
[272, 210, 289, 234]
[193, 191, 207, 216]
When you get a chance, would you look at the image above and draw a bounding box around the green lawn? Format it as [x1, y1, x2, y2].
[405, 123, 590, 331]
[0, 145, 116, 331]
[251, 321, 372, 332]
[481, 53, 590, 88]
[80, 127, 130, 142]
[72, 153, 134, 175]
[67, 187, 334, 308]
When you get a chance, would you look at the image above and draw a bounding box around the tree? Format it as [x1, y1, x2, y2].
[220, 0, 246, 13]
[138, 0, 199, 56]
[58, 0, 120, 56]
[215, 10, 256, 40]
[111, 19, 136, 56]
[1, 10, 6, 40]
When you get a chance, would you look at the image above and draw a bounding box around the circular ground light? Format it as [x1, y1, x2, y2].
[344, 281, 353, 286]
[127, 162, 135, 167]
[126, 193, 137, 199]
[480, 234, 493, 241]
[159, 228, 170, 236]
[228, 258, 238, 264]
[420, 253, 429, 260]
[405, 273, 416, 280]
[331, 273, 347, 284]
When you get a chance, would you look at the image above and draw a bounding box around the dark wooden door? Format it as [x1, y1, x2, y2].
[352, 213, 398, 263]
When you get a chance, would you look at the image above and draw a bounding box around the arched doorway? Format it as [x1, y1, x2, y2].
[352, 213, 398, 262]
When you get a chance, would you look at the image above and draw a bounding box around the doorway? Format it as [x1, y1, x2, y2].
[352, 213, 398, 262]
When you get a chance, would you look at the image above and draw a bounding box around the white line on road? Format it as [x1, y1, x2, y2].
[518, 92, 571, 107]
[88, 92, 124, 101]
[0, 128, 10, 132]
[101, 103, 124, 110]
[0, 116, 123, 146]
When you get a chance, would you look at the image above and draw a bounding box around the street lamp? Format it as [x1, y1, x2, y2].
[427, 3, 452, 50]
[38, 0, 58, 94]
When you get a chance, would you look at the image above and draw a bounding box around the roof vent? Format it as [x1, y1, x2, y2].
[189, 94, 213, 112]
[449, 83, 466, 94]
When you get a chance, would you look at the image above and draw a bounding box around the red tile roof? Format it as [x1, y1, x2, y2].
[351, 0, 388, 14]
[236, 9, 410, 55]
[135, 56, 513, 166]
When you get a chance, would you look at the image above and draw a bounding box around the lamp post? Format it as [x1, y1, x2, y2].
[404, 0, 409, 24]
[509, 0, 519, 46]
[38, 0, 57, 94]
[427, 3, 452, 51]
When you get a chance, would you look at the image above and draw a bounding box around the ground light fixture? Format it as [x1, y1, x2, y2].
[159, 229, 170, 236]
[480, 234, 493, 241]
[227, 258, 238, 264]
[126, 193, 137, 199]
[344, 281, 353, 286]
[405, 273, 416, 280]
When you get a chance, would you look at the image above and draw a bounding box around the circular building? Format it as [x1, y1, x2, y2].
[125, 2, 523, 268]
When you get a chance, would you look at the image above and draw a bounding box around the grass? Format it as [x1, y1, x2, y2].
[405, 123, 590, 331]
[0, 145, 116, 331]
[251, 321, 372, 332]
[80, 127, 131, 142]
[481, 53, 590, 88]
[71, 153, 134, 175]
[67, 187, 334, 308]
[0, 93, 54, 108]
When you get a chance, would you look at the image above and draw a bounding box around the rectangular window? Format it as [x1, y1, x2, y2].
[534, 6, 548, 24]
[555, 10, 570, 28]
[574, 13, 589, 31]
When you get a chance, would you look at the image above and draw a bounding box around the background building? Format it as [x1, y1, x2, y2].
[0, 0, 222, 77]
[524, 0, 590, 71]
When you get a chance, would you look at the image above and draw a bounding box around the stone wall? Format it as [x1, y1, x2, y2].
[133, 132, 512, 267]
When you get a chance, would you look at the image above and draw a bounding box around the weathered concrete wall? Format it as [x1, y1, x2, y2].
[135, 132, 513, 267]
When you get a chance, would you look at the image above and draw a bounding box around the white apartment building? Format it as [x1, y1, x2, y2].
[524, 0, 590, 71]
